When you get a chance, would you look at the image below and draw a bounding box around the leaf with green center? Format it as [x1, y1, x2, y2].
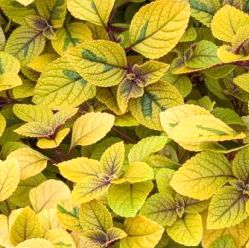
[120, 216, 164, 248]
[128, 136, 168, 164]
[233, 146, 249, 183]
[33, 57, 96, 110]
[207, 186, 248, 229]
[10, 207, 43, 245]
[35, 0, 67, 28]
[67, 0, 115, 26]
[66, 40, 127, 87]
[79, 200, 112, 232]
[107, 181, 153, 217]
[130, 81, 184, 130]
[5, 24, 46, 64]
[211, 5, 249, 42]
[70, 112, 115, 149]
[140, 193, 177, 227]
[185, 40, 220, 69]
[209, 235, 236, 248]
[166, 213, 203, 246]
[52, 22, 93, 55]
[170, 152, 234, 200]
[128, 0, 190, 59]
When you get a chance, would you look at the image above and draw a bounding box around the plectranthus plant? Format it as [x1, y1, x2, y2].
[2, 0, 249, 247]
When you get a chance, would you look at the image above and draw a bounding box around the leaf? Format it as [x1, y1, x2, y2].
[7, 147, 48, 180]
[15, 239, 54, 248]
[130, 81, 184, 130]
[100, 142, 124, 177]
[207, 187, 248, 229]
[120, 216, 164, 248]
[156, 168, 175, 194]
[44, 228, 76, 248]
[10, 207, 43, 245]
[233, 146, 249, 183]
[128, 0, 190, 59]
[52, 22, 92, 55]
[0, 51, 20, 74]
[128, 136, 168, 164]
[29, 179, 71, 212]
[209, 235, 236, 248]
[70, 112, 115, 149]
[15, 0, 34, 6]
[35, 0, 67, 28]
[166, 213, 203, 246]
[234, 73, 249, 93]
[79, 200, 113, 232]
[170, 152, 234, 200]
[72, 176, 111, 204]
[0, 73, 22, 91]
[66, 40, 127, 87]
[59, 157, 101, 183]
[67, 0, 115, 26]
[0, 158, 20, 201]
[140, 193, 177, 227]
[5, 24, 46, 64]
[107, 181, 153, 217]
[33, 57, 96, 110]
[0, 114, 6, 137]
[185, 40, 220, 69]
[211, 5, 249, 42]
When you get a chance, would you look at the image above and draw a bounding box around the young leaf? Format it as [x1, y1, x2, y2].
[128, 136, 168, 164]
[70, 112, 114, 149]
[107, 181, 153, 217]
[29, 179, 71, 212]
[140, 193, 177, 227]
[166, 213, 203, 246]
[7, 147, 48, 180]
[67, 0, 115, 27]
[79, 200, 113, 232]
[130, 81, 184, 130]
[128, 0, 190, 59]
[10, 207, 43, 245]
[211, 5, 249, 42]
[170, 152, 234, 200]
[33, 57, 96, 110]
[5, 24, 46, 64]
[66, 40, 127, 87]
[0, 158, 20, 201]
[207, 187, 248, 229]
[120, 216, 164, 248]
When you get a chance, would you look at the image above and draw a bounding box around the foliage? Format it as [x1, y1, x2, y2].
[2, 0, 249, 247]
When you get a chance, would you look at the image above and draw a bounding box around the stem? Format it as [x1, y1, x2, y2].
[106, 23, 119, 42]
[111, 126, 138, 144]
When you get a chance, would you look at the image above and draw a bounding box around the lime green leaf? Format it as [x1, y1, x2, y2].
[0, 158, 20, 201]
[210, 235, 236, 248]
[5, 25, 46, 64]
[79, 200, 112, 232]
[33, 57, 96, 110]
[128, 0, 190, 59]
[207, 187, 248, 229]
[0, 114, 6, 137]
[170, 152, 233, 200]
[29, 179, 71, 212]
[15, 239, 53, 248]
[100, 141, 124, 178]
[71, 112, 115, 149]
[108, 181, 153, 217]
[0, 51, 20, 74]
[67, 0, 115, 26]
[130, 81, 184, 130]
[128, 136, 168, 164]
[7, 147, 48, 180]
[211, 5, 249, 42]
[52, 22, 92, 55]
[35, 0, 67, 28]
[234, 73, 249, 93]
[156, 168, 175, 194]
[140, 193, 177, 227]
[59, 157, 101, 183]
[10, 207, 43, 245]
[120, 216, 164, 248]
[166, 213, 203, 246]
[233, 146, 249, 183]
